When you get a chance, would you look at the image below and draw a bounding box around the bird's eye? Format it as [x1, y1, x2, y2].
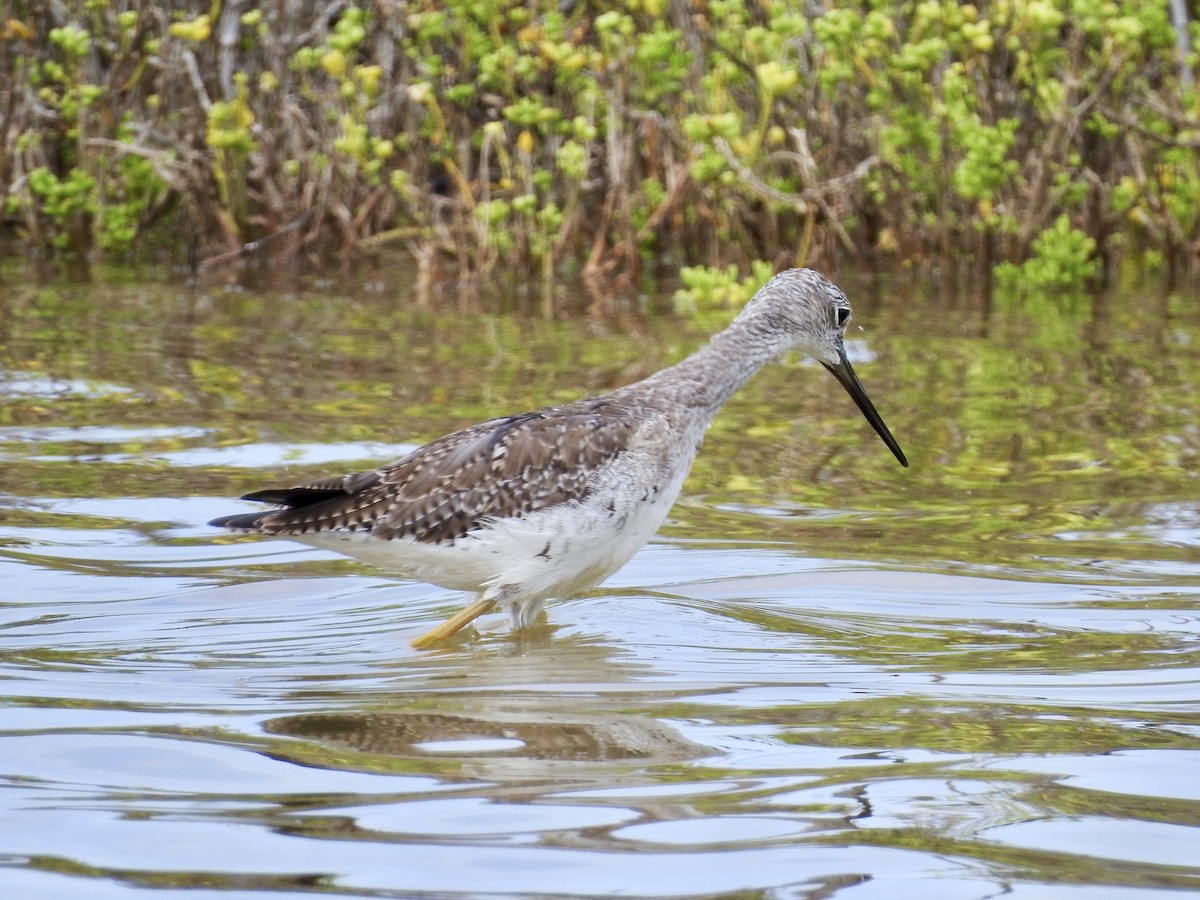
[835, 307, 850, 328]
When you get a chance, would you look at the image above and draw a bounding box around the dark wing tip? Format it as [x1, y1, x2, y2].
[211, 486, 353, 532]
[240, 487, 348, 506]
[208, 512, 271, 530]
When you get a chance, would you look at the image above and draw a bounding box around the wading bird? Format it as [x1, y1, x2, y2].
[210, 268, 907, 648]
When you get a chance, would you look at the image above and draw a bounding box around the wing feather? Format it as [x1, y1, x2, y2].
[210, 398, 643, 543]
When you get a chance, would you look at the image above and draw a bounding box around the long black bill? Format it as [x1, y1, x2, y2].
[821, 354, 908, 467]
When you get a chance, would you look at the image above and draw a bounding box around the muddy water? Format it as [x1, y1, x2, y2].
[1, 263, 1198, 898]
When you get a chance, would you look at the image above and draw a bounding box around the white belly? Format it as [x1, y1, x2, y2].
[294, 441, 694, 604]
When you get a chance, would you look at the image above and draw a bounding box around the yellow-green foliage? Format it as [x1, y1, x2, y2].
[2, 1, 1196, 286]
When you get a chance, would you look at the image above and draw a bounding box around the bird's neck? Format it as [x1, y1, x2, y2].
[641, 317, 793, 419]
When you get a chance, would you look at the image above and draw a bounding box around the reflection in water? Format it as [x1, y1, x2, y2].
[267, 708, 712, 763]
[1, 267, 1199, 896]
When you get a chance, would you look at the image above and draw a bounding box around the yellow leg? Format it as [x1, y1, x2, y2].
[410, 596, 497, 650]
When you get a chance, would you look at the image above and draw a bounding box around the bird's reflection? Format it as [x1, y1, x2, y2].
[266, 708, 710, 763]
[264, 620, 714, 775]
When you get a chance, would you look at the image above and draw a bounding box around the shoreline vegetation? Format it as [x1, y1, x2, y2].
[1, 1, 1197, 302]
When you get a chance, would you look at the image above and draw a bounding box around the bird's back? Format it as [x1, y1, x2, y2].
[210, 394, 653, 546]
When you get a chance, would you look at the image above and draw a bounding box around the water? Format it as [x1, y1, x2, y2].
[2, 264, 1199, 898]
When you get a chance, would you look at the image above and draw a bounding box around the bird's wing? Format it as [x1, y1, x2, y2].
[212, 398, 642, 543]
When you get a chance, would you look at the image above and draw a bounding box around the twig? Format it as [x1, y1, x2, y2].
[181, 49, 212, 114]
[713, 136, 878, 205]
[217, 0, 248, 102]
[285, 0, 348, 52]
[197, 208, 318, 269]
[84, 137, 187, 187]
[1167, 0, 1194, 95]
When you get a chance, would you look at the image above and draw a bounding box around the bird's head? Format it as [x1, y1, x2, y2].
[738, 268, 908, 467]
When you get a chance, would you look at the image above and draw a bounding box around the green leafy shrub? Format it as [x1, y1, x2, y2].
[1, 0, 1195, 290]
[996, 215, 1101, 294]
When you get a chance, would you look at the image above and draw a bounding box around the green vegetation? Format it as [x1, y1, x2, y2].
[1, 1, 1197, 291]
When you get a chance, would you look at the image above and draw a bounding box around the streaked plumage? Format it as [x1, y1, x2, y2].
[210, 268, 907, 648]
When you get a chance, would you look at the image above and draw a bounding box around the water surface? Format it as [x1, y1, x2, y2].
[2, 263, 1199, 897]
